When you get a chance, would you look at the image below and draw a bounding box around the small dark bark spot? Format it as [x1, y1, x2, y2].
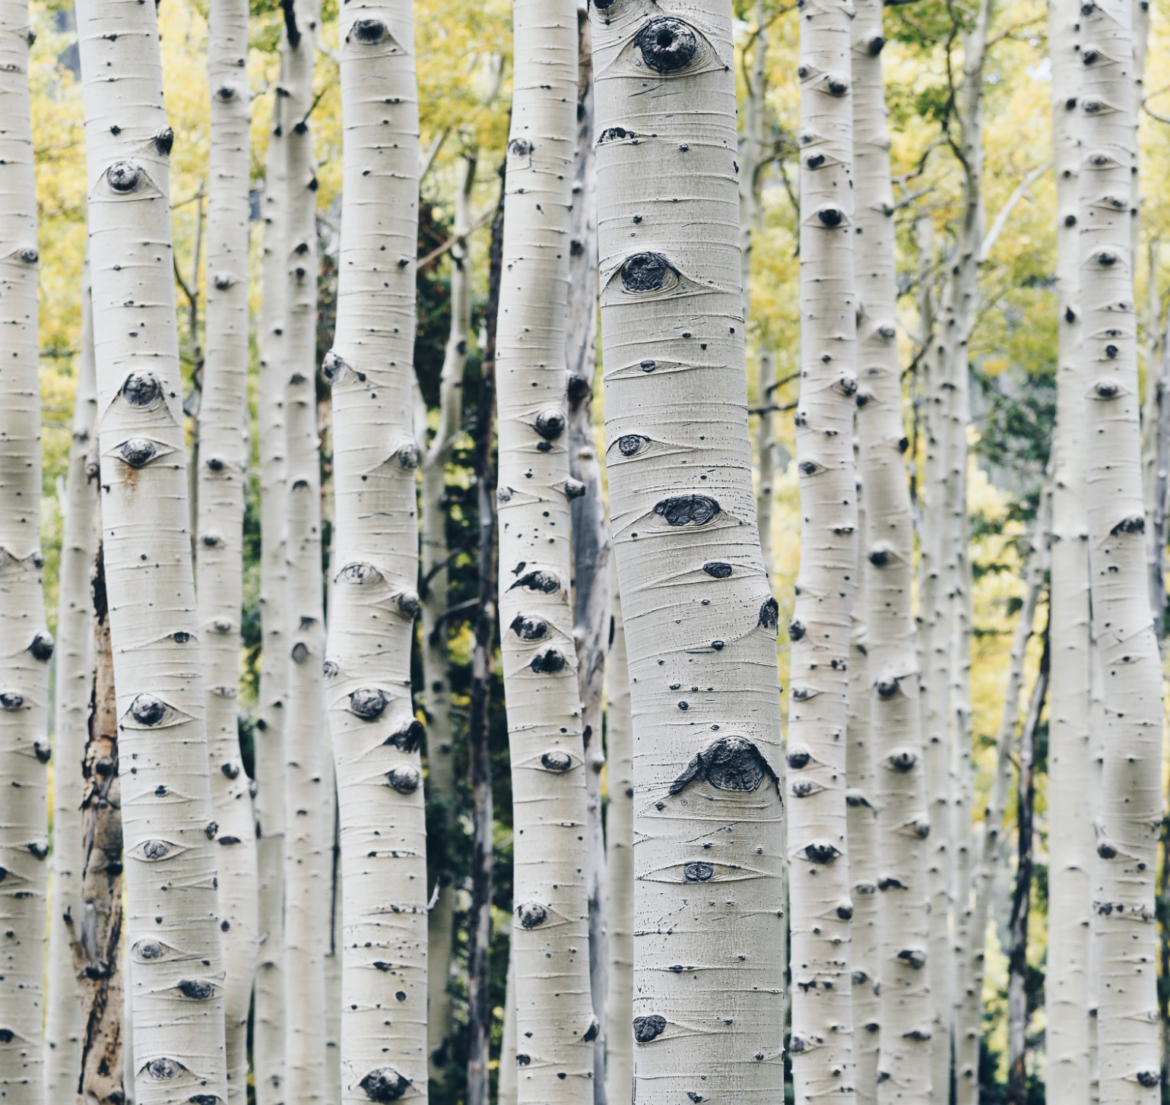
[897, 948, 926, 969]
[291, 642, 309, 664]
[564, 477, 586, 499]
[154, 127, 174, 155]
[800, 842, 842, 864]
[887, 748, 917, 772]
[584, 1018, 600, 1043]
[322, 350, 347, 383]
[0, 692, 24, 710]
[516, 1054, 531, 1066]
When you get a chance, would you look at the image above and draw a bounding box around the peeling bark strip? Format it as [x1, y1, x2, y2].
[73, 0, 229, 1094]
[495, 0, 595, 1100]
[325, 0, 427, 1096]
[789, 0, 860, 1096]
[200, 0, 259, 1092]
[0, 0, 49, 1097]
[1078, 2, 1165, 1101]
[590, 0, 786, 1100]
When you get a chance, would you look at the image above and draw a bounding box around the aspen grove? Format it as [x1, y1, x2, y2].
[10, 0, 1170, 1102]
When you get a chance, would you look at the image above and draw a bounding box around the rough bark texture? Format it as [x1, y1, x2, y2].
[200, 0, 259, 1093]
[1078, 3, 1165, 1100]
[255, 63, 290, 1105]
[45, 260, 99, 1099]
[590, 0, 787, 1101]
[325, 0, 426, 1095]
[1047, 1, 1093, 1099]
[496, 2, 595, 1099]
[75, 0, 230, 1094]
[0, 0, 49, 1096]
[602, 568, 633, 1105]
[789, 0, 859, 1097]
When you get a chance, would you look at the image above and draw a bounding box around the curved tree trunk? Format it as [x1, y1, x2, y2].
[0, 0, 50, 1096]
[495, 2, 595, 1100]
[200, 0, 259, 1094]
[590, 2, 787, 1102]
[788, 0, 859, 1098]
[74, 0, 230, 1093]
[45, 257, 99, 1099]
[1078, 3, 1165, 1099]
[325, 0, 426, 1096]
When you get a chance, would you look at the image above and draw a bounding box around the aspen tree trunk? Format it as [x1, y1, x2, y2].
[325, 0, 426, 1094]
[0, 0, 50, 1095]
[1047, 0, 1094, 1097]
[255, 72, 291, 1105]
[603, 569, 633, 1105]
[499, 955, 518, 1105]
[281, 0, 329, 1095]
[789, 0, 859, 1098]
[75, 0, 230, 1092]
[200, 0, 259, 1092]
[1078, 2, 1166, 1098]
[565, 11, 610, 1097]
[73, 540, 126, 1105]
[324, 766, 341, 1103]
[590, 1, 787, 1102]
[422, 150, 474, 1082]
[1089, 628, 1106, 1105]
[45, 260, 99, 1098]
[496, 2, 596, 1099]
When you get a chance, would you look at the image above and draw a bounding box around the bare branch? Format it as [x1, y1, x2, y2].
[417, 208, 496, 270]
[420, 129, 449, 184]
[979, 160, 1052, 262]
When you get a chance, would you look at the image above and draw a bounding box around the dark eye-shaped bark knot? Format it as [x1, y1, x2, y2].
[359, 1066, 411, 1102]
[129, 693, 167, 726]
[146, 1057, 184, 1080]
[0, 692, 23, 710]
[634, 18, 697, 72]
[653, 495, 720, 526]
[177, 979, 215, 1000]
[816, 206, 845, 228]
[18, 246, 38, 264]
[337, 561, 382, 586]
[351, 18, 387, 42]
[512, 568, 561, 594]
[633, 1014, 667, 1043]
[530, 648, 567, 674]
[107, 160, 143, 192]
[703, 561, 732, 578]
[154, 127, 174, 156]
[28, 632, 54, 661]
[349, 688, 389, 719]
[510, 614, 548, 641]
[541, 750, 572, 772]
[117, 438, 160, 468]
[683, 861, 714, 882]
[384, 719, 425, 752]
[385, 765, 421, 794]
[620, 251, 675, 293]
[885, 748, 917, 772]
[617, 434, 648, 457]
[509, 137, 533, 158]
[396, 442, 420, 470]
[534, 409, 566, 440]
[517, 902, 548, 928]
[670, 735, 780, 795]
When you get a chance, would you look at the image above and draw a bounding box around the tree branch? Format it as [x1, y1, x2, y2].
[979, 160, 1052, 262]
[417, 208, 495, 270]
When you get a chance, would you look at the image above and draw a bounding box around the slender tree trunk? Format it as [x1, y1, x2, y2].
[200, 0, 259, 1094]
[1089, 629, 1106, 1105]
[1047, 1, 1094, 1098]
[496, 3, 595, 1099]
[0, 0, 50, 1095]
[1147, 305, 1170, 643]
[325, 0, 426, 1095]
[1159, 815, 1169, 1097]
[72, 539, 125, 1105]
[466, 176, 505, 1105]
[324, 761, 341, 1104]
[499, 954, 518, 1105]
[565, 11, 610, 1099]
[1007, 627, 1049, 1105]
[254, 62, 291, 1105]
[45, 258, 99, 1099]
[590, 2, 787, 1102]
[603, 568, 633, 1105]
[75, 0, 230, 1094]
[789, 0, 859, 1098]
[1079, 3, 1165, 1100]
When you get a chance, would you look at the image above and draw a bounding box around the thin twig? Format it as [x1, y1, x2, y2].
[417, 208, 495, 270]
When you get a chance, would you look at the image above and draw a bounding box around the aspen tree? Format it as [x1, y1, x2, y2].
[255, 74, 290, 1105]
[603, 570, 633, 1105]
[590, 0, 787, 1101]
[74, 0, 230, 1093]
[281, 0, 329, 1094]
[499, 956, 518, 1105]
[44, 261, 98, 1097]
[495, 0, 595, 1098]
[324, 0, 427, 1094]
[788, 0, 859, 1096]
[1078, 1, 1165, 1097]
[200, 0, 259, 1091]
[0, 0, 50, 1094]
[1046, 0, 1093, 1098]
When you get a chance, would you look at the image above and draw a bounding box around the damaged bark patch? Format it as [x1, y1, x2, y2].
[1110, 514, 1145, 535]
[517, 902, 548, 928]
[512, 569, 561, 593]
[670, 735, 780, 795]
[122, 370, 162, 407]
[633, 1014, 666, 1043]
[384, 719, 424, 752]
[653, 495, 720, 526]
[797, 842, 842, 864]
[510, 614, 548, 640]
[634, 18, 697, 72]
[759, 597, 779, 630]
[359, 1067, 411, 1102]
[530, 648, 566, 674]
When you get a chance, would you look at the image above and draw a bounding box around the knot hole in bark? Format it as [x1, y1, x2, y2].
[351, 18, 387, 43]
[634, 18, 697, 73]
[359, 1067, 411, 1102]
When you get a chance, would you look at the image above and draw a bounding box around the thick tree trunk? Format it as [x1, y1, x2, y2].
[325, 0, 426, 1095]
[1078, 3, 1165, 1100]
[789, 0, 859, 1099]
[45, 258, 99, 1099]
[75, 0, 230, 1095]
[0, 0, 50, 1096]
[1046, 1, 1094, 1099]
[603, 569, 633, 1105]
[254, 65, 290, 1105]
[495, 3, 595, 1100]
[590, 2, 787, 1102]
[200, 0, 259, 1094]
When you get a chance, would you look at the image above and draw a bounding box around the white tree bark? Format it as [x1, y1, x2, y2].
[74, 0, 230, 1093]
[1078, 2, 1165, 1099]
[788, 0, 859, 1097]
[603, 570, 633, 1105]
[1046, 0, 1093, 1099]
[495, 2, 595, 1101]
[0, 1, 49, 1094]
[590, 1, 787, 1101]
[499, 950, 518, 1105]
[45, 258, 99, 1099]
[255, 69, 290, 1105]
[200, 0, 259, 1093]
[325, 0, 426, 1096]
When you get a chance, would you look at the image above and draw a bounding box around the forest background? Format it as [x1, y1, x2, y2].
[26, 0, 1170, 1099]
